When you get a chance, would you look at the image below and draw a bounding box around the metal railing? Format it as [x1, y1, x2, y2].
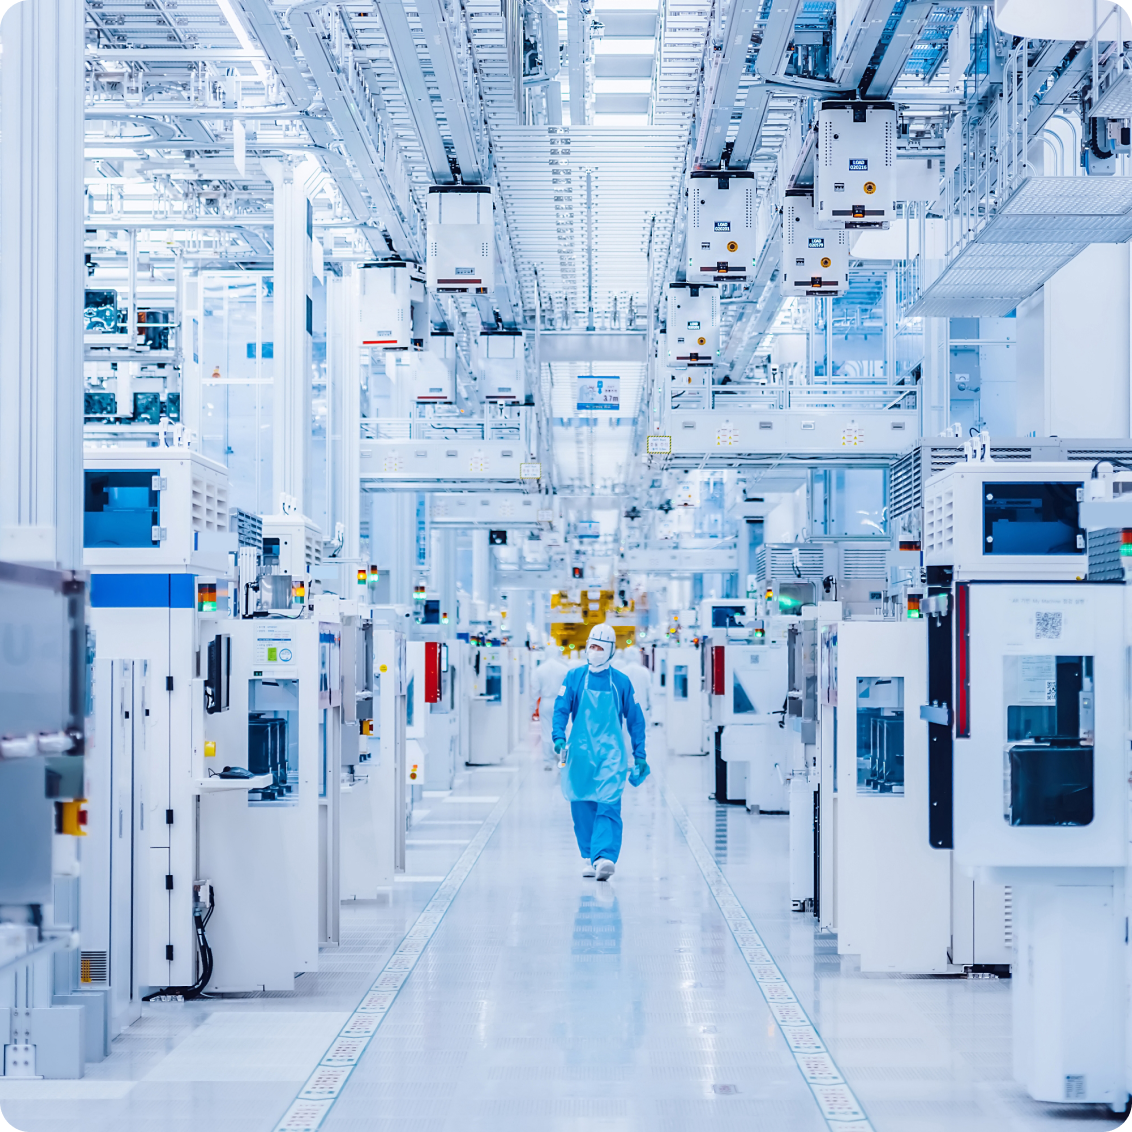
[360, 415, 526, 442]
[667, 383, 919, 413]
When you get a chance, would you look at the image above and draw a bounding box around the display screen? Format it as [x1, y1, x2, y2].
[982, 482, 1084, 556]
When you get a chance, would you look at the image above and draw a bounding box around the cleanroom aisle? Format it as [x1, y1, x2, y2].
[2, 740, 1125, 1132]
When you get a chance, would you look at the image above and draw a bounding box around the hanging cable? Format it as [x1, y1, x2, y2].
[142, 886, 215, 1002]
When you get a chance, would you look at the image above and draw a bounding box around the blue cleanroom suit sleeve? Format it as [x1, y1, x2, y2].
[617, 670, 647, 762]
[551, 666, 647, 762]
[551, 668, 580, 745]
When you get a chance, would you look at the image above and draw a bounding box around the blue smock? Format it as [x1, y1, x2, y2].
[552, 666, 646, 804]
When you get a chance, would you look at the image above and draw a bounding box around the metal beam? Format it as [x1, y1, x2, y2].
[1029, 44, 1090, 135]
[754, 0, 803, 80]
[832, 0, 897, 93]
[415, 0, 483, 182]
[567, 0, 587, 126]
[375, 0, 454, 182]
[865, 1, 933, 97]
[287, 0, 418, 256]
[239, 0, 387, 254]
[697, 0, 761, 167]
[728, 84, 771, 167]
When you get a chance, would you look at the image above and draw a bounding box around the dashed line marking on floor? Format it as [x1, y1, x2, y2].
[272, 773, 524, 1132]
[660, 782, 874, 1132]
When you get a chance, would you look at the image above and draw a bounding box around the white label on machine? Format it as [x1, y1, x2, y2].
[256, 629, 296, 666]
[1017, 655, 1057, 703]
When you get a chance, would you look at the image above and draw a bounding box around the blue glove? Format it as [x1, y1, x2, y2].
[554, 738, 566, 756]
[629, 759, 650, 787]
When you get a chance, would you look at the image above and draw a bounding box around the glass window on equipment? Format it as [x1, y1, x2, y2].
[248, 678, 299, 804]
[83, 469, 161, 548]
[673, 664, 689, 700]
[855, 677, 904, 795]
[484, 665, 502, 701]
[1003, 654, 1094, 826]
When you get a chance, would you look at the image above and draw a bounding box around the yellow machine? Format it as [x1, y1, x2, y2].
[550, 589, 637, 653]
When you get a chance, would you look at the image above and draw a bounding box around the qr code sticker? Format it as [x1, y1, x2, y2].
[1035, 611, 1062, 640]
[1045, 680, 1057, 702]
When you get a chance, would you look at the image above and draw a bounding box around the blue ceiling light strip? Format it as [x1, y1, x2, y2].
[271, 774, 525, 1132]
[660, 780, 874, 1132]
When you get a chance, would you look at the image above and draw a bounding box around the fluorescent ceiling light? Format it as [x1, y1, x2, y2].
[594, 0, 659, 8]
[594, 37, 655, 53]
[594, 78, 652, 93]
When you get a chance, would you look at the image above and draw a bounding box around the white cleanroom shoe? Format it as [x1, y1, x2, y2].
[582, 858, 596, 878]
[594, 858, 615, 881]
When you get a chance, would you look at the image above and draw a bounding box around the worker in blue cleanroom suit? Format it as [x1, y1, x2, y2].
[552, 623, 649, 882]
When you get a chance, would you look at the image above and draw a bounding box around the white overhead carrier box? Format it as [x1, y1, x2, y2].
[426, 185, 495, 294]
[782, 191, 848, 297]
[665, 283, 719, 368]
[358, 261, 423, 349]
[815, 100, 897, 230]
[687, 170, 756, 282]
[411, 331, 457, 402]
[477, 329, 525, 402]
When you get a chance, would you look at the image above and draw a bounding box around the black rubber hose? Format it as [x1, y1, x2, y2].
[142, 890, 215, 1001]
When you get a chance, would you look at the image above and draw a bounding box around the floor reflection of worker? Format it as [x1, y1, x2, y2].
[553, 625, 648, 882]
[532, 647, 570, 770]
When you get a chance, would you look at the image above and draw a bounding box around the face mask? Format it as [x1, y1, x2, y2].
[587, 641, 612, 671]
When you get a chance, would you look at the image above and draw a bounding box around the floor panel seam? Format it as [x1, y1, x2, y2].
[270, 768, 527, 1132]
[659, 778, 875, 1132]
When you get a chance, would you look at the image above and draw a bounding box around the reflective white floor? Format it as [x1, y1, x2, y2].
[2, 727, 1125, 1132]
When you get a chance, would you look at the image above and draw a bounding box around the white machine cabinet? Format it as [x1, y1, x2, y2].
[467, 644, 516, 764]
[341, 624, 406, 895]
[197, 615, 328, 992]
[663, 645, 703, 756]
[955, 582, 1127, 1109]
[832, 619, 952, 973]
[84, 447, 233, 573]
[687, 170, 756, 282]
[783, 191, 848, 297]
[665, 283, 720, 368]
[924, 461, 1088, 580]
[815, 100, 897, 230]
[426, 185, 494, 294]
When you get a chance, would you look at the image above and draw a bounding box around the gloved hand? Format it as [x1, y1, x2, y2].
[629, 759, 650, 787]
[554, 737, 565, 756]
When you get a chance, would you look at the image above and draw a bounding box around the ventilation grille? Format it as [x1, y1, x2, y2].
[841, 547, 888, 579]
[191, 474, 229, 533]
[755, 545, 826, 582]
[80, 950, 108, 984]
[1003, 886, 1013, 951]
[1087, 528, 1129, 581]
[888, 450, 923, 520]
[1065, 447, 1132, 463]
[305, 528, 322, 568]
[230, 509, 262, 549]
[924, 488, 954, 552]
